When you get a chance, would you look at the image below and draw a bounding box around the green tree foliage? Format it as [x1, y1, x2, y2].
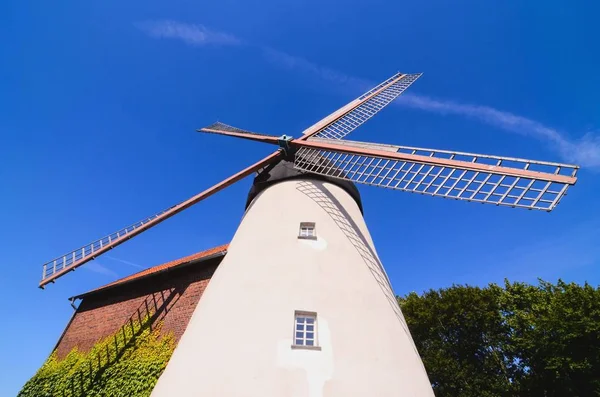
[399, 280, 600, 397]
[19, 317, 174, 397]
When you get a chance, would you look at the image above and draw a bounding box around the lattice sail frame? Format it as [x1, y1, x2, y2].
[38, 152, 280, 287]
[308, 73, 422, 140]
[293, 141, 578, 211]
[202, 122, 263, 136]
[41, 209, 172, 281]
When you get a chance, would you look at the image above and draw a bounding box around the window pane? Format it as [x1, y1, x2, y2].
[299, 223, 315, 238]
[294, 312, 317, 348]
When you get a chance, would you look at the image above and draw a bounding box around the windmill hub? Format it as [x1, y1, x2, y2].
[277, 134, 294, 156]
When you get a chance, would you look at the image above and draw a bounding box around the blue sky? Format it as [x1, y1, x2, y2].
[2, 0, 599, 394]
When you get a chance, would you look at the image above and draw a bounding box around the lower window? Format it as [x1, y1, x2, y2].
[292, 311, 320, 350]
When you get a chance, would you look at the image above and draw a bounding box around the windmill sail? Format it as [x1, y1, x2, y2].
[199, 73, 422, 144]
[301, 72, 421, 140]
[293, 139, 578, 211]
[199, 122, 281, 144]
[38, 152, 281, 288]
[40, 207, 173, 287]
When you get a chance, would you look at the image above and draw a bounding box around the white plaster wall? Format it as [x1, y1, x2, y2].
[151, 179, 434, 397]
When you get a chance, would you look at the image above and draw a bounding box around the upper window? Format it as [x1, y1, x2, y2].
[293, 311, 318, 348]
[298, 222, 316, 239]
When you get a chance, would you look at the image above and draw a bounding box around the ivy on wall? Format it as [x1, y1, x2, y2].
[18, 316, 174, 397]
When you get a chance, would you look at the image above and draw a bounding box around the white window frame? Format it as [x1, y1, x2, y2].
[291, 310, 321, 350]
[298, 222, 316, 240]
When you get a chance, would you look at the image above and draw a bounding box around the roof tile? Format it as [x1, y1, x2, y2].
[74, 244, 228, 298]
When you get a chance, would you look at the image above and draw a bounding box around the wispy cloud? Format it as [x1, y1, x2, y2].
[105, 255, 145, 269]
[261, 47, 369, 90]
[263, 48, 600, 168]
[138, 20, 600, 169]
[85, 261, 119, 278]
[397, 94, 600, 168]
[135, 20, 240, 46]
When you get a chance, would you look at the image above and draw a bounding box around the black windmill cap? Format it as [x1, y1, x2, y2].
[245, 155, 363, 212]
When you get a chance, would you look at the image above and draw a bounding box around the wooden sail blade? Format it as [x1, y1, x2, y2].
[39, 151, 281, 288]
[292, 140, 578, 211]
[300, 72, 421, 141]
[198, 122, 280, 145]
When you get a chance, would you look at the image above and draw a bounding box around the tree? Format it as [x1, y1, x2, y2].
[399, 284, 515, 397]
[399, 280, 600, 397]
[502, 280, 600, 396]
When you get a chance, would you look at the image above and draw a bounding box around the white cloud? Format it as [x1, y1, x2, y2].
[105, 255, 145, 269]
[262, 47, 599, 169]
[137, 20, 599, 169]
[85, 261, 119, 278]
[397, 94, 600, 168]
[261, 47, 369, 90]
[135, 20, 240, 46]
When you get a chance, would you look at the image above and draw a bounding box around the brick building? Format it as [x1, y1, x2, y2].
[54, 244, 228, 359]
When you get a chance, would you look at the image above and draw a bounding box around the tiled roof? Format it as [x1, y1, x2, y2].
[72, 244, 228, 299]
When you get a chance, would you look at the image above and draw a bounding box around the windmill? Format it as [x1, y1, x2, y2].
[38, 72, 578, 396]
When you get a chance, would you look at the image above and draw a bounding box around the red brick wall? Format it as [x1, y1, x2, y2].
[54, 258, 219, 359]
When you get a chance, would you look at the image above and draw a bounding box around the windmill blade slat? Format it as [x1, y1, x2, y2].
[309, 137, 401, 153]
[39, 151, 281, 288]
[199, 122, 281, 145]
[293, 142, 578, 211]
[301, 72, 421, 140]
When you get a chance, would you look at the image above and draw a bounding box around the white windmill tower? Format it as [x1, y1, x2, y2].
[38, 72, 579, 396]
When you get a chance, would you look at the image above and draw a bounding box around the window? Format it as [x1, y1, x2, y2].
[298, 222, 316, 239]
[292, 311, 320, 350]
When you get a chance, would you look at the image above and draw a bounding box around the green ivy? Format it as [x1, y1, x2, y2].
[19, 316, 174, 397]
